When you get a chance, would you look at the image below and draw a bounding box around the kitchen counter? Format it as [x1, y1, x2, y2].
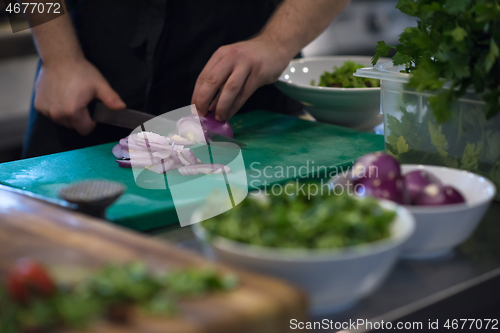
[151, 202, 500, 332]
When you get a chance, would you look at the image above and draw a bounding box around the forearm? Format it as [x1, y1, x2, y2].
[258, 0, 351, 58]
[31, 13, 84, 66]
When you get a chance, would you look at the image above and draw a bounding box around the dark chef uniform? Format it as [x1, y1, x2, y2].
[22, 0, 302, 158]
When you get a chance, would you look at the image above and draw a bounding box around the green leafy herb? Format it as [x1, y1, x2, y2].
[373, 0, 500, 122]
[201, 182, 396, 250]
[311, 61, 380, 88]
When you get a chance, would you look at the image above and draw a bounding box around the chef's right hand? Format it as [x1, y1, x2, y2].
[34, 59, 126, 135]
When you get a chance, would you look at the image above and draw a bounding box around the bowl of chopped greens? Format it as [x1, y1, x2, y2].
[191, 183, 415, 315]
[275, 56, 390, 130]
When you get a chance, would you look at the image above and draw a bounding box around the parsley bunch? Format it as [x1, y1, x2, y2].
[373, 0, 500, 122]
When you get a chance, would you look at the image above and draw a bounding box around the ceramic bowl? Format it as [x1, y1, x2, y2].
[398, 165, 496, 259]
[275, 56, 390, 130]
[192, 200, 415, 315]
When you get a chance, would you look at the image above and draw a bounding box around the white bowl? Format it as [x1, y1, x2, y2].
[275, 56, 390, 130]
[399, 165, 496, 259]
[192, 200, 415, 315]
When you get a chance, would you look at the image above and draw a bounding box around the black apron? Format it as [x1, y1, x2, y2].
[22, 0, 302, 158]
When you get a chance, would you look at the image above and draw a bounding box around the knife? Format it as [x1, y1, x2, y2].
[92, 101, 247, 147]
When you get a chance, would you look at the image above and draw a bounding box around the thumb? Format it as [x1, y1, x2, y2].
[96, 81, 126, 110]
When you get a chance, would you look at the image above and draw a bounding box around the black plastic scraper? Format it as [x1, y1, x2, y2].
[58, 181, 125, 219]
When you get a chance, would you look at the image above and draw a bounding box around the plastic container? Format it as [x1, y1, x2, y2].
[355, 62, 500, 200]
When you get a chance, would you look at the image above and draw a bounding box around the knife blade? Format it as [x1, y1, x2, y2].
[92, 101, 247, 147]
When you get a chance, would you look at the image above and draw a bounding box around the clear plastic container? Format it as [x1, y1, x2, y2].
[355, 62, 500, 200]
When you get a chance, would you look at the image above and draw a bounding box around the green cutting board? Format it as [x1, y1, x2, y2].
[0, 110, 384, 231]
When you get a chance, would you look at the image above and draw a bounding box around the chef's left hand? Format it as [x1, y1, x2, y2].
[192, 35, 290, 121]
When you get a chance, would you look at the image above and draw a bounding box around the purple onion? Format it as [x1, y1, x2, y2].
[117, 160, 132, 168]
[112, 144, 125, 159]
[178, 164, 230, 175]
[148, 159, 176, 174]
[404, 170, 441, 203]
[201, 113, 234, 138]
[119, 138, 129, 150]
[415, 184, 466, 206]
[351, 152, 401, 185]
[356, 176, 405, 204]
[178, 148, 198, 165]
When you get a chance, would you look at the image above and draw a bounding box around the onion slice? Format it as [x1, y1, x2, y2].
[178, 164, 230, 175]
[177, 148, 199, 165]
[147, 159, 176, 174]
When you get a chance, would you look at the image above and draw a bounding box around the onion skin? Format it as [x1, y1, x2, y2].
[415, 184, 466, 206]
[404, 170, 441, 203]
[356, 176, 406, 204]
[178, 164, 230, 175]
[351, 152, 401, 185]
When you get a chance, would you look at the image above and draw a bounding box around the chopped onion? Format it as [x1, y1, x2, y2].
[167, 134, 194, 146]
[178, 164, 230, 175]
[129, 135, 181, 152]
[117, 159, 132, 168]
[176, 113, 234, 144]
[152, 150, 173, 160]
[147, 159, 176, 174]
[177, 148, 198, 165]
[177, 115, 206, 144]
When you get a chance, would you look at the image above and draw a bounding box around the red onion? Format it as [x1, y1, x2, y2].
[177, 115, 206, 143]
[147, 159, 176, 174]
[404, 170, 441, 203]
[167, 134, 195, 146]
[178, 164, 230, 175]
[201, 113, 233, 138]
[129, 135, 181, 152]
[112, 144, 125, 159]
[415, 184, 466, 206]
[119, 138, 129, 150]
[356, 176, 406, 204]
[171, 153, 183, 166]
[177, 113, 233, 144]
[351, 152, 401, 184]
[177, 148, 198, 165]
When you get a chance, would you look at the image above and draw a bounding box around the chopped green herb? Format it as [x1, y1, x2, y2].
[202, 183, 396, 250]
[310, 61, 380, 88]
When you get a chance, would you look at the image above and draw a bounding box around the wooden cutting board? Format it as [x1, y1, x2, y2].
[0, 188, 307, 332]
[0, 110, 384, 230]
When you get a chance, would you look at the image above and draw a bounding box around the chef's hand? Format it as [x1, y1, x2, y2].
[34, 59, 126, 135]
[192, 35, 290, 121]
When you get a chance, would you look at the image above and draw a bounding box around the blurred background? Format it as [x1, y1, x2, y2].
[0, 0, 415, 163]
